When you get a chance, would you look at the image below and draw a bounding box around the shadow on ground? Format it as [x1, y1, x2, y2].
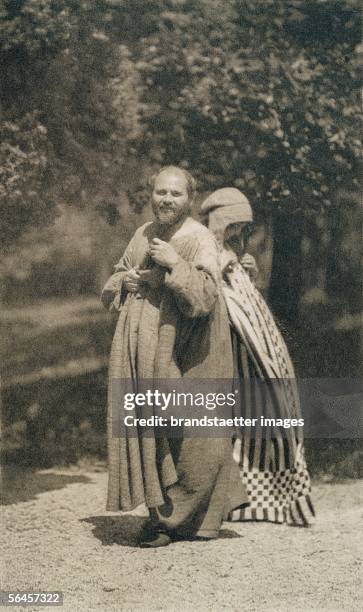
[82, 515, 147, 547]
[0, 465, 91, 505]
[82, 516, 243, 548]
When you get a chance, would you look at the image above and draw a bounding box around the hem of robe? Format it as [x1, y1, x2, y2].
[147, 444, 249, 540]
[105, 488, 177, 514]
[160, 490, 249, 540]
[106, 478, 248, 516]
[228, 491, 315, 526]
[106, 500, 147, 513]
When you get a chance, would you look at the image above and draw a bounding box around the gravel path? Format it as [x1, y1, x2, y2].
[1, 466, 362, 612]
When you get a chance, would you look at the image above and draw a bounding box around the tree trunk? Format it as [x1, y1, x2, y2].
[268, 210, 304, 326]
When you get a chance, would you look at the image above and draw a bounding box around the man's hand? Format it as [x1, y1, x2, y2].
[124, 266, 141, 293]
[148, 238, 180, 270]
[241, 253, 258, 281]
[138, 267, 165, 288]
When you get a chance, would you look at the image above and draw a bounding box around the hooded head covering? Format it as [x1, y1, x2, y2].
[200, 188, 253, 245]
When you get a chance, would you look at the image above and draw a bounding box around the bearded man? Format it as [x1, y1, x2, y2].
[102, 166, 247, 547]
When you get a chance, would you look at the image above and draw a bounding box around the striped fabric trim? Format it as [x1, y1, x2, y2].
[223, 263, 315, 526]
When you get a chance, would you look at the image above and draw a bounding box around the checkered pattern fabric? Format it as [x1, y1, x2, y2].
[229, 464, 315, 525]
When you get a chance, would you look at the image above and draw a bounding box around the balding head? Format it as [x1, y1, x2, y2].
[149, 166, 197, 200]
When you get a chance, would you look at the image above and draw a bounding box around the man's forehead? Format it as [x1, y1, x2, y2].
[154, 169, 188, 190]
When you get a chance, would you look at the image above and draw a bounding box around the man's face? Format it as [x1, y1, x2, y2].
[152, 169, 191, 226]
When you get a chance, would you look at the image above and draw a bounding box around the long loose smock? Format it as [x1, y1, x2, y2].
[102, 220, 248, 538]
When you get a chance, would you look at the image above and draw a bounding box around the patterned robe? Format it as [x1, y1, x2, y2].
[223, 258, 315, 525]
[101, 220, 248, 538]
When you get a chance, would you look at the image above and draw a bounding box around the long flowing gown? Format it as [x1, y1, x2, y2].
[222, 258, 315, 525]
[101, 220, 248, 538]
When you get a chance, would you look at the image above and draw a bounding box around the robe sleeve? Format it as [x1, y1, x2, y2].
[164, 233, 220, 318]
[101, 234, 136, 312]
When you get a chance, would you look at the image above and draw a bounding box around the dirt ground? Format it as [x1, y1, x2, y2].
[1, 465, 362, 612]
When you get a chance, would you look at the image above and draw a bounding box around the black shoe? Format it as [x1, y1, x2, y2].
[139, 531, 171, 548]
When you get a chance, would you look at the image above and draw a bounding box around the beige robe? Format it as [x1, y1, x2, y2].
[102, 219, 247, 537]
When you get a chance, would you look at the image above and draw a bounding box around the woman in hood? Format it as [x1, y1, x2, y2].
[201, 188, 315, 526]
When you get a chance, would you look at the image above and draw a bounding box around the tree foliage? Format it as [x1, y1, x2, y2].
[0, 0, 360, 242]
[0, 113, 50, 246]
[129, 0, 361, 217]
[0, 0, 140, 250]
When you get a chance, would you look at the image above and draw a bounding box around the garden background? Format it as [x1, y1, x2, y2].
[1, 0, 361, 476]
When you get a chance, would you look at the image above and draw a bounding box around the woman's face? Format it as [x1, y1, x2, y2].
[224, 222, 247, 256]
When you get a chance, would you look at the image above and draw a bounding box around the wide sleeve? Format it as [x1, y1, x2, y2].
[101, 235, 136, 312]
[164, 233, 220, 318]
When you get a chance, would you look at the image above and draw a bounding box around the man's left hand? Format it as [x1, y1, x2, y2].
[148, 238, 180, 270]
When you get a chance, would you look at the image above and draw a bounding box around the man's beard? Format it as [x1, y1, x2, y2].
[153, 203, 190, 226]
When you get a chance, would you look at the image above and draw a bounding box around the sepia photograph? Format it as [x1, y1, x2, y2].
[1, 1, 362, 611]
